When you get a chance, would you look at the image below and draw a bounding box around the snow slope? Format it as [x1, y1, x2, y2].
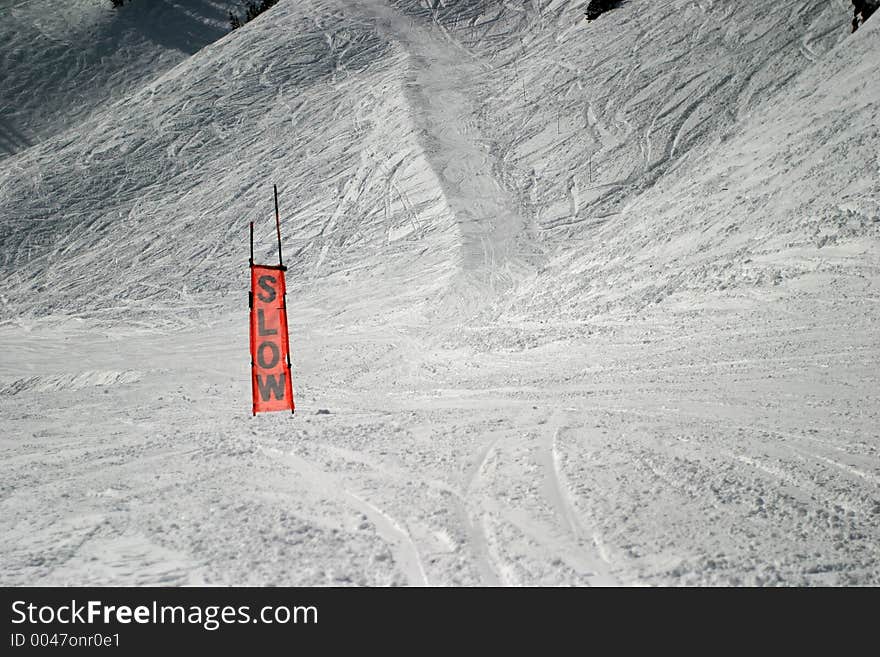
[1, 0, 878, 585]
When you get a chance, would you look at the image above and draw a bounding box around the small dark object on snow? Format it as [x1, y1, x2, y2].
[852, 0, 879, 32]
[316, 408, 331, 415]
[585, 0, 625, 21]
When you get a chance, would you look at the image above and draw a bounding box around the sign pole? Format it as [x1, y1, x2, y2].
[249, 186, 295, 416]
[248, 220, 255, 416]
[273, 184, 294, 415]
[274, 184, 283, 268]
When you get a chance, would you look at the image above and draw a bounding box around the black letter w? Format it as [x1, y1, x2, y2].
[257, 373, 286, 401]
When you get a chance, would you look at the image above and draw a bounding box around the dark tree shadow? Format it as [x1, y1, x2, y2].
[109, 0, 227, 55]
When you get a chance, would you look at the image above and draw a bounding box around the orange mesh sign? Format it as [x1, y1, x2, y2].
[250, 264, 295, 414]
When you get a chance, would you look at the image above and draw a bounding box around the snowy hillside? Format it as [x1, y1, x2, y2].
[1, 0, 878, 585]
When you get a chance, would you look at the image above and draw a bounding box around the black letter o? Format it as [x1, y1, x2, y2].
[257, 342, 280, 369]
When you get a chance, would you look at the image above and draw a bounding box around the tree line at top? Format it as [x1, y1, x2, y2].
[583, 0, 877, 32]
[106, 0, 278, 28]
[108, 0, 879, 35]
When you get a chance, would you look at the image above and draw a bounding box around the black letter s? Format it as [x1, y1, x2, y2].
[257, 275, 277, 303]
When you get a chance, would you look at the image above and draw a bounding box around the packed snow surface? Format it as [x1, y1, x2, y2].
[1, 0, 878, 585]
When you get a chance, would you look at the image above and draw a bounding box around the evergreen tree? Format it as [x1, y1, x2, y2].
[852, 0, 879, 32]
[585, 0, 624, 21]
[228, 0, 280, 32]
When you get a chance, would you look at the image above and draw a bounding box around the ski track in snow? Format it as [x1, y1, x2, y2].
[542, 419, 616, 584]
[259, 445, 429, 586]
[1, 0, 879, 586]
